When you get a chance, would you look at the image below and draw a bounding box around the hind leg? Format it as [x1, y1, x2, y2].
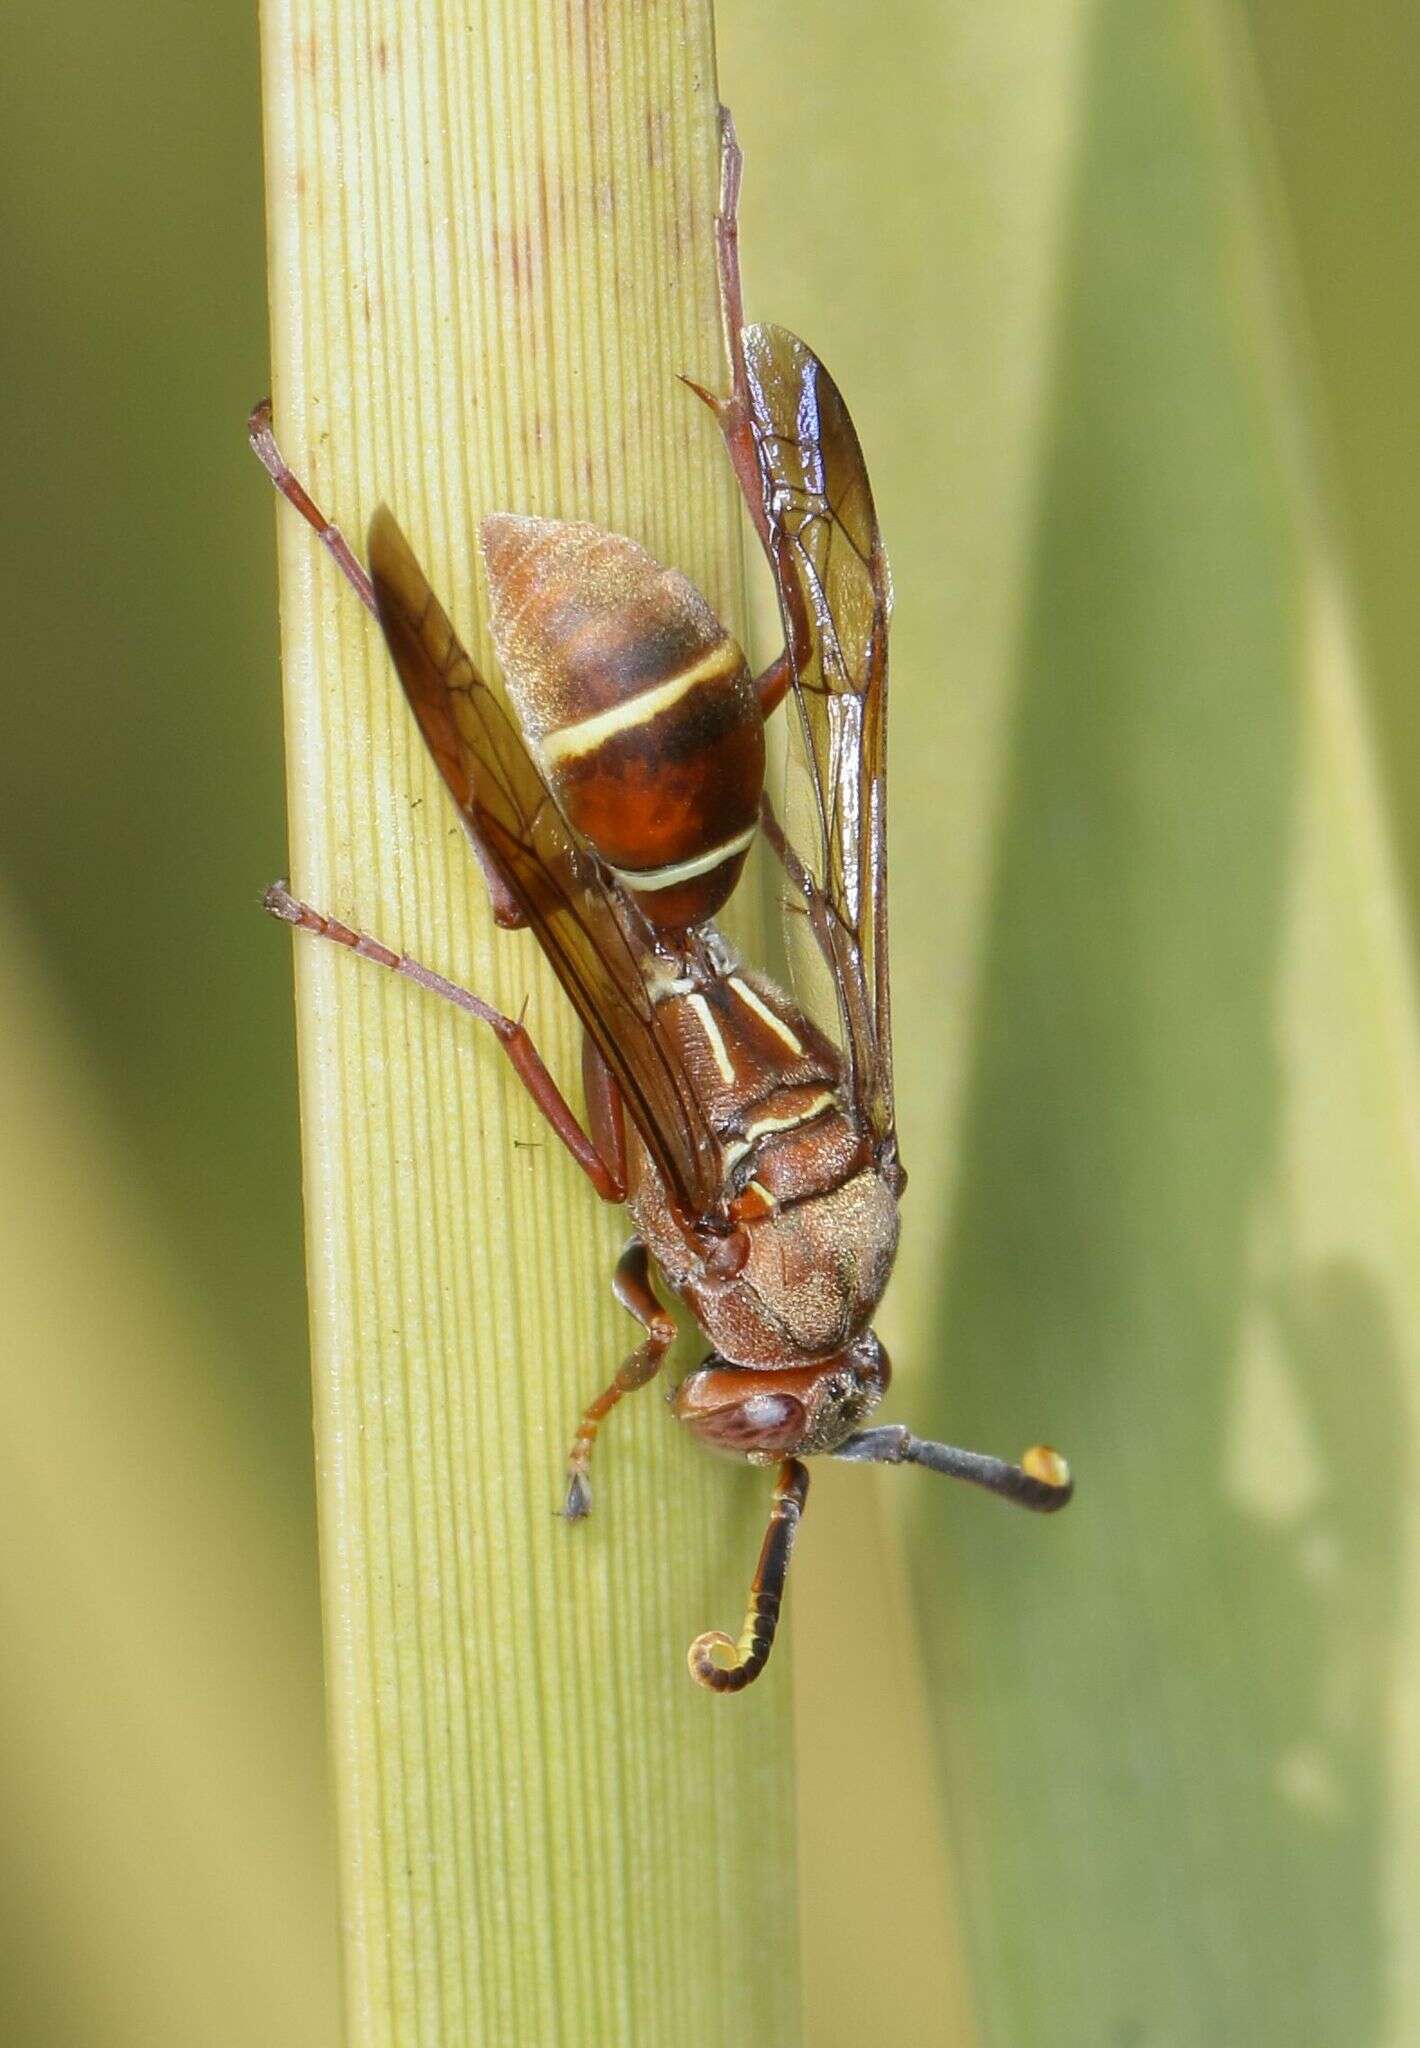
[249, 400, 526, 929]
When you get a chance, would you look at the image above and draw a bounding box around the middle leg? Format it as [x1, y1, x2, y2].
[266, 881, 623, 1200]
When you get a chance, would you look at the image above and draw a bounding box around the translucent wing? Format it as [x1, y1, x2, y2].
[735, 324, 896, 1156]
[367, 506, 723, 1222]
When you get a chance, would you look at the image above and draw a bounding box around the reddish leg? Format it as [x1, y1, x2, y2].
[757, 791, 881, 1106]
[680, 109, 765, 554]
[562, 1239, 677, 1522]
[712, 107, 749, 422]
[688, 1457, 809, 1692]
[581, 1033, 627, 1199]
[250, 400, 527, 930]
[681, 114, 797, 720]
[265, 881, 623, 1201]
[749, 648, 793, 720]
[758, 794, 846, 962]
[249, 398, 377, 616]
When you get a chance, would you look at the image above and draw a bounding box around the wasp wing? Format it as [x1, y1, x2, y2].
[735, 324, 895, 1156]
[367, 505, 722, 1222]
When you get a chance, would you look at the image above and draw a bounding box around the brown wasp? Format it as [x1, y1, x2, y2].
[254, 112, 1072, 1693]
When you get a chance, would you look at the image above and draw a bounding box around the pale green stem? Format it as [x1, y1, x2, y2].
[257, 4, 799, 2043]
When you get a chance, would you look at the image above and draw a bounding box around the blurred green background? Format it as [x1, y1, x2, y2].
[2, 3, 1418, 2044]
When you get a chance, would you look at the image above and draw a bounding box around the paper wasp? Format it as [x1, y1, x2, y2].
[255, 112, 1071, 1693]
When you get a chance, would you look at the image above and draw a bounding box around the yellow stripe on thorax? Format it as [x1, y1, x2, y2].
[728, 976, 804, 1056]
[721, 1091, 837, 1171]
[687, 994, 737, 1086]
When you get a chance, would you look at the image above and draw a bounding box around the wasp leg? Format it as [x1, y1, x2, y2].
[749, 648, 793, 720]
[581, 1034, 627, 1202]
[688, 1457, 808, 1693]
[680, 110, 770, 558]
[249, 399, 376, 614]
[712, 105, 749, 413]
[562, 1239, 676, 1522]
[677, 113, 796, 722]
[265, 881, 624, 1201]
[757, 793, 856, 988]
[250, 399, 526, 930]
[833, 1426, 1073, 1513]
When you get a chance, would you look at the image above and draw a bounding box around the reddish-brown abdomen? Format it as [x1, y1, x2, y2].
[480, 514, 764, 927]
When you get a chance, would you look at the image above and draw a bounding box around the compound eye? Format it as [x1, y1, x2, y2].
[672, 1371, 808, 1456]
[693, 1392, 807, 1454]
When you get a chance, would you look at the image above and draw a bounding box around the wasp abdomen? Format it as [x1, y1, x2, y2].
[481, 514, 765, 927]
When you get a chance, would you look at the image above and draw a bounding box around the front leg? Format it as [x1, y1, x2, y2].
[562, 1239, 676, 1522]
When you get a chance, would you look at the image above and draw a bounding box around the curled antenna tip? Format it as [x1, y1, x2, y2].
[687, 1630, 748, 1693]
[1022, 1444, 1073, 1499]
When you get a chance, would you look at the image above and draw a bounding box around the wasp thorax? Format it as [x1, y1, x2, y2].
[480, 514, 765, 927]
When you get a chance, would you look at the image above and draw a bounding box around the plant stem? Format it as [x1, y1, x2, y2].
[257, 4, 799, 2042]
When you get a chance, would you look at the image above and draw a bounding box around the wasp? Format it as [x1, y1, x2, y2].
[254, 112, 1072, 1693]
